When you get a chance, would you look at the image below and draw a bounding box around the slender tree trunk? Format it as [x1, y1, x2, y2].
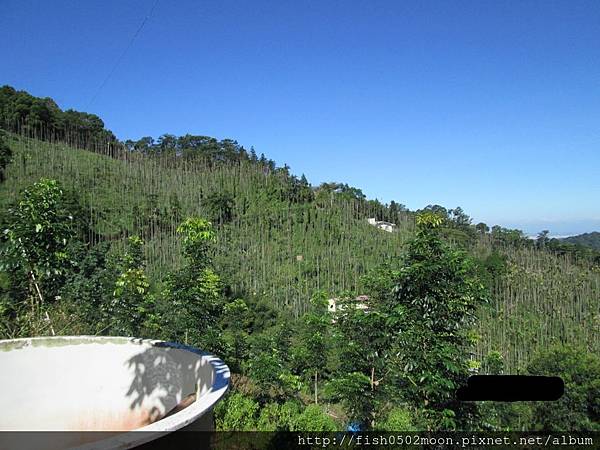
[28, 270, 55, 335]
[29, 270, 44, 306]
[314, 370, 318, 404]
[27, 277, 36, 316]
[45, 310, 56, 336]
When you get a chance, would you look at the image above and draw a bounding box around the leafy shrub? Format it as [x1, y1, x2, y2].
[527, 345, 600, 431]
[291, 404, 338, 431]
[214, 392, 259, 431]
[377, 406, 415, 431]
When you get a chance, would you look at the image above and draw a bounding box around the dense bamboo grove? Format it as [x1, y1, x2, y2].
[475, 243, 600, 370]
[1, 130, 598, 372]
[0, 131, 412, 313]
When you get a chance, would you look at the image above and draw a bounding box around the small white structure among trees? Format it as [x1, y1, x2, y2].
[367, 217, 397, 233]
[327, 295, 370, 314]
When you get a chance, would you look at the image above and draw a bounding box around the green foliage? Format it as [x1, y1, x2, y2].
[322, 215, 488, 430]
[255, 401, 304, 431]
[481, 251, 508, 281]
[215, 392, 337, 432]
[58, 241, 116, 331]
[0, 85, 116, 147]
[255, 402, 284, 431]
[204, 191, 235, 225]
[161, 218, 223, 351]
[177, 217, 216, 265]
[244, 331, 292, 401]
[1, 179, 74, 276]
[480, 345, 600, 432]
[244, 296, 280, 333]
[316, 182, 365, 202]
[221, 298, 250, 372]
[527, 345, 600, 431]
[111, 267, 152, 333]
[325, 372, 373, 425]
[0, 130, 415, 324]
[475, 222, 490, 234]
[415, 210, 445, 228]
[222, 298, 250, 331]
[476, 244, 599, 371]
[0, 134, 12, 182]
[387, 213, 487, 429]
[0, 178, 75, 306]
[1, 89, 599, 433]
[118, 235, 145, 268]
[561, 232, 600, 251]
[482, 350, 504, 375]
[490, 226, 528, 247]
[109, 236, 156, 336]
[1, 92, 597, 371]
[329, 306, 391, 427]
[359, 264, 400, 305]
[290, 291, 332, 403]
[377, 406, 416, 431]
[292, 404, 338, 431]
[214, 392, 259, 431]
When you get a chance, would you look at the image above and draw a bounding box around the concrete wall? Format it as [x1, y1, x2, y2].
[0, 336, 229, 448]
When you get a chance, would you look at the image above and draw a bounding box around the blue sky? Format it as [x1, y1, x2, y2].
[2, 0, 599, 235]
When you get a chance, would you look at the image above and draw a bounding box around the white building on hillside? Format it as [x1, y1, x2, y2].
[367, 218, 397, 233]
[328, 296, 370, 314]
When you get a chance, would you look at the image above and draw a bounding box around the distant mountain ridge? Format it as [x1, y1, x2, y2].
[561, 231, 600, 250]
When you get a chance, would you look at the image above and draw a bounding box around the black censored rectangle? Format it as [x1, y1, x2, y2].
[457, 375, 564, 402]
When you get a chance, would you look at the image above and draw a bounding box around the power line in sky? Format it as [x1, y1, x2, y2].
[87, 0, 160, 109]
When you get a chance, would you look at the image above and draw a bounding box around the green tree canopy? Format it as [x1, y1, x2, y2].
[386, 211, 487, 429]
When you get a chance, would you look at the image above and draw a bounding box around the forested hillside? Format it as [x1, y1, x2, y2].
[1, 86, 599, 431]
[562, 232, 600, 251]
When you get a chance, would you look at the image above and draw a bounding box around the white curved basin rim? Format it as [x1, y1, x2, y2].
[0, 336, 230, 449]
